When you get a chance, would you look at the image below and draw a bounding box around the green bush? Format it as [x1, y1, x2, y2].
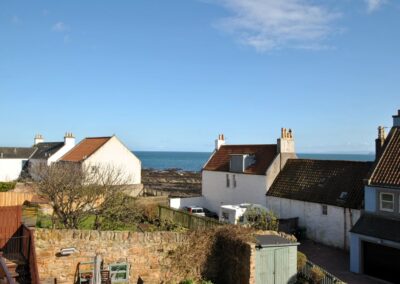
[179, 280, 195, 284]
[0, 181, 16, 192]
[243, 206, 279, 231]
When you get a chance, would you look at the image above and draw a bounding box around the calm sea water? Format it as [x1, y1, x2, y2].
[134, 151, 375, 172]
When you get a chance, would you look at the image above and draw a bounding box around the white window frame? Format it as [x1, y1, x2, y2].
[380, 192, 394, 212]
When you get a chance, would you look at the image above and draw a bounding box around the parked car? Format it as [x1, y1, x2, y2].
[183, 206, 218, 219]
[203, 208, 219, 219]
[183, 206, 205, 217]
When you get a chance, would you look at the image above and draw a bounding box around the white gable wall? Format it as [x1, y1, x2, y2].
[47, 143, 75, 165]
[83, 136, 141, 185]
[267, 196, 360, 250]
[0, 159, 27, 181]
[202, 170, 267, 213]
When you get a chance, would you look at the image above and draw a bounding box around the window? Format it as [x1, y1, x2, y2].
[322, 205, 328, 215]
[226, 174, 230, 187]
[233, 174, 237, 188]
[380, 192, 394, 212]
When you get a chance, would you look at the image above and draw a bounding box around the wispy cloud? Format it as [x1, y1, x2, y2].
[211, 0, 340, 52]
[365, 0, 386, 13]
[52, 22, 69, 32]
[11, 15, 21, 25]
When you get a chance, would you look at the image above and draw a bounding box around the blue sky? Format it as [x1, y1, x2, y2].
[1, 0, 399, 152]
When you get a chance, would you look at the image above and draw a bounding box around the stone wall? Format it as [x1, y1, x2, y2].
[34, 229, 187, 284]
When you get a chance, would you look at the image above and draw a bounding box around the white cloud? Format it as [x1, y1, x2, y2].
[52, 22, 69, 32]
[365, 0, 386, 13]
[211, 0, 340, 51]
[11, 16, 21, 25]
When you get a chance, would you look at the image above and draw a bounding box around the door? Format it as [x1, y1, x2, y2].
[256, 247, 289, 284]
[363, 241, 400, 283]
[274, 248, 289, 284]
[256, 248, 275, 284]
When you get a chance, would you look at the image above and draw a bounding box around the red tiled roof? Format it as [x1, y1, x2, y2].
[203, 144, 278, 175]
[60, 137, 111, 162]
[267, 159, 373, 209]
[369, 127, 400, 188]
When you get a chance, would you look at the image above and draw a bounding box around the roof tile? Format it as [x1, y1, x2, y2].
[369, 127, 400, 188]
[61, 137, 111, 162]
[267, 159, 373, 209]
[203, 144, 278, 175]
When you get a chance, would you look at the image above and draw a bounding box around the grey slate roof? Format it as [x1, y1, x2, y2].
[351, 213, 400, 243]
[267, 159, 373, 209]
[0, 147, 36, 159]
[255, 235, 298, 247]
[30, 142, 64, 160]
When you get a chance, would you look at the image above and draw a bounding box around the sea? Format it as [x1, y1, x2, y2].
[134, 151, 375, 172]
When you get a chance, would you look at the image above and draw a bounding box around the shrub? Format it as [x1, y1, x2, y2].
[243, 207, 279, 231]
[310, 266, 325, 284]
[297, 252, 307, 271]
[179, 280, 195, 284]
[0, 181, 16, 192]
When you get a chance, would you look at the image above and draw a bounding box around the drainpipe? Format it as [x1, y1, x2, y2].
[343, 208, 347, 250]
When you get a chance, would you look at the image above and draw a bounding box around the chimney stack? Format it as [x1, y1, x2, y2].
[64, 132, 76, 147]
[215, 134, 226, 151]
[375, 126, 386, 160]
[393, 109, 400, 127]
[34, 134, 44, 145]
[277, 128, 295, 153]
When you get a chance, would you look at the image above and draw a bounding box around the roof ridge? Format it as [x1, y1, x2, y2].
[221, 144, 277, 147]
[292, 158, 372, 164]
[85, 136, 112, 139]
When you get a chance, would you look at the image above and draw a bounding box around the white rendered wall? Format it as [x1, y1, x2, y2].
[0, 159, 26, 181]
[169, 196, 206, 209]
[83, 136, 141, 185]
[267, 196, 360, 250]
[202, 170, 267, 213]
[47, 141, 75, 165]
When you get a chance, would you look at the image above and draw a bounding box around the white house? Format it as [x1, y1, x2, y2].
[201, 129, 297, 213]
[0, 147, 36, 181]
[350, 110, 400, 283]
[29, 133, 76, 166]
[60, 135, 141, 185]
[266, 159, 372, 250]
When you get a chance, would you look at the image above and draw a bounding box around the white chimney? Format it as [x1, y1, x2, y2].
[393, 110, 400, 127]
[215, 134, 226, 151]
[64, 132, 75, 147]
[277, 128, 295, 153]
[34, 134, 44, 145]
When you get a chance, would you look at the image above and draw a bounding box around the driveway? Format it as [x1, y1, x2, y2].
[299, 239, 390, 284]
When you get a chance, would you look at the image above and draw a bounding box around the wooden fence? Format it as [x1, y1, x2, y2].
[0, 192, 35, 207]
[158, 205, 222, 230]
[299, 259, 346, 284]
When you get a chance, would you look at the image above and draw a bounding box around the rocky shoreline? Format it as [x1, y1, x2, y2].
[141, 169, 201, 197]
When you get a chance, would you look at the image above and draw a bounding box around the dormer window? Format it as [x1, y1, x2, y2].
[380, 192, 394, 212]
[229, 154, 256, 173]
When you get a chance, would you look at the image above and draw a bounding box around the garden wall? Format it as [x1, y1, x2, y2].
[34, 229, 187, 284]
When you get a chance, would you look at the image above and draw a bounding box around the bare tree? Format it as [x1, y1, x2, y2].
[31, 161, 135, 229]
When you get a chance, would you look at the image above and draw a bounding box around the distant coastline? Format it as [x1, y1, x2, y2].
[133, 151, 375, 172]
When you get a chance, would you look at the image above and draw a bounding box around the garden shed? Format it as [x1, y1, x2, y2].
[255, 235, 299, 284]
